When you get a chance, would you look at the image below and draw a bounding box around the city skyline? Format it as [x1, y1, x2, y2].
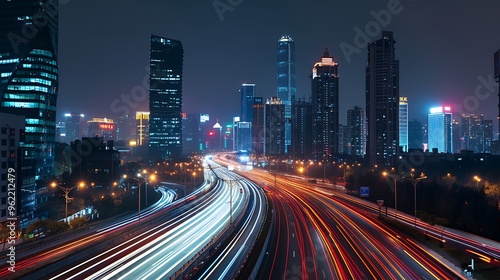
[55, 1, 500, 136]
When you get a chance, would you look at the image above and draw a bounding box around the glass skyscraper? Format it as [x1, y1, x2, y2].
[240, 83, 255, 122]
[277, 35, 296, 154]
[311, 49, 339, 160]
[399, 97, 408, 152]
[0, 0, 59, 180]
[149, 35, 183, 160]
[366, 31, 399, 165]
[428, 107, 453, 153]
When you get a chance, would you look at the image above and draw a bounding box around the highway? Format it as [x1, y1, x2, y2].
[45, 160, 252, 279]
[193, 163, 267, 280]
[0, 185, 177, 279]
[238, 167, 466, 279]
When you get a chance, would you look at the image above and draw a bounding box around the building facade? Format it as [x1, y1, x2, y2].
[428, 107, 453, 153]
[347, 106, 366, 157]
[311, 49, 339, 161]
[366, 31, 399, 165]
[64, 113, 84, 144]
[399, 97, 408, 152]
[0, 0, 59, 180]
[240, 84, 255, 123]
[149, 35, 183, 160]
[264, 97, 285, 156]
[136, 111, 150, 146]
[87, 118, 116, 141]
[408, 119, 423, 150]
[291, 98, 312, 160]
[252, 97, 265, 156]
[277, 35, 296, 154]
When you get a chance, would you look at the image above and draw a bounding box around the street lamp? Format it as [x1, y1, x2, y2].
[51, 181, 85, 224]
[221, 178, 239, 225]
[192, 171, 196, 191]
[130, 173, 153, 222]
[383, 171, 399, 218]
[407, 171, 427, 228]
[474, 175, 481, 188]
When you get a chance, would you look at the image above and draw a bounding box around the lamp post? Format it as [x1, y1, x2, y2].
[130, 173, 151, 223]
[407, 171, 427, 228]
[474, 175, 481, 188]
[383, 172, 399, 218]
[192, 171, 196, 191]
[51, 181, 85, 224]
[221, 178, 239, 225]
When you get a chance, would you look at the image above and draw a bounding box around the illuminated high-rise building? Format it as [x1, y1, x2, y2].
[0, 0, 59, 179]
[87, 118, 116, 141]
[277, 35, 296, 154]
[264, 97, 285, 156]
[240, 84, 255, 122]
[136, 112, 150, 146]
[64, 113, 84, 143]
[291, 98, 312, 160]
[461, 114, 493, 153]
[428, 107, 453, 153]
[311, 49, 339, 160]
[399, 97, 408, 152]
[347, 106, 366, 156]
[149, 35, 183, 160]
[366, 31, 399, 165]
[252, 97, 265, 156]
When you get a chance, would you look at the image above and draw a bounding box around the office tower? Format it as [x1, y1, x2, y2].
[338, 124, 349, 155]
[223, 124, 232, 150]
[136, 111, 150, 146]
[399, 97, 408, 152]
[252, 97, 265, 156]
[64, 113, 84, 143]
[240, 84, 255, 122]
[461, 114, 493, 153]
[428, 107, 453, 153]
[347, 106, 367, 157]
[366, 31, 399, 165]
[452, 118, 461, 153]
[495, 50, 500, 139]
[149, 35, 183, 160]
[0, 113, 36, 227]
[408, 119, 423, 150]
[264, 97, 285, 156]
[56, 121, 66, 143]
[234, 121, 252, 151]
[87, 118, 116, 141]
[0, 0, 59, 179]
[199, 114, 210, 151]
[117, 114, 135, 142]
[277, 35, 296, 154]
[182, 113, 200, 155]
[291, 98, 312, 160]
[311, 49, 339, 161]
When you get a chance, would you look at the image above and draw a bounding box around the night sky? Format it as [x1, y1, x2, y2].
[58, 0, 500, 135]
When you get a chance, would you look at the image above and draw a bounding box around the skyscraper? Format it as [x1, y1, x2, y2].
[136, 111, 150, 146]
[291, 98, 312, 160]
[366, 31, 399, 165]
[461, 114, 493, 153]
[311, 49, 339, 160]
[240, 84, 255, 122]
[0, 0, 59, 179]
[252, 97, 265, 156]
[347, 106, 367, 157]
[64, 113, 84, 143]
[277, 35, 296, 154]
[428, 107, 453, 153]
[264, 97, 285, 156]
[149, 35, 183, 160]
[408, 119, 423, 150]
[399, 97, 408, 152]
